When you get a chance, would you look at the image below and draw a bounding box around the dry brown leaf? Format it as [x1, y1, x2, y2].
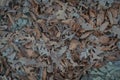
[24, 66, 36, 80]
[80, 31, 93, 39]
[42, 33, 49, 42]
[110, 8, 118, 18]
[94, 62, 103, 68]
[101, 46, 111, 51]
[46, 7, 53, 14]
[81, 14, 89, 21]
[7, 13, 14, 25]
[69, 39, 79, 50]
[89, 9, 96, 17]
[67, 0, 79, 6]
[106, 56, 116, 61]
[30, 12, 37, 21]
[56, 31, 61, 37]
[42, 68, 47, 80]
[24, 42, 32, 48]
[109, 39, 118, 49]
[72, 23, 80, 32]
[34, 28, 41, 39]
[99, 36, 109, 44]
[49, 41, 57, 46]
[97, 10, 104, 26]
[37, 19, 48, 32]
[61, 19, 74, 25]
[107, 10, 113, 25]
[89, 19, 95, 28]
[79, 40, 87, 49]
[26, 49, 34, 57]
[49, 19, 58, 24]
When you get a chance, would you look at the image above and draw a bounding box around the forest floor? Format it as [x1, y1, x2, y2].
[0, 0, 120, 80]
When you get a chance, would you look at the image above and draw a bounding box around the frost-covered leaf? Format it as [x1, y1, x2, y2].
[19, 58, 37, 66]
[70, 12, 80, 18]
[7, 52, 16, 62]
[81, 23, 93, 30]
[111, 25, 120, 39]
[96, 0, 114, 9]
[56, 10, 67, 19]
[37, 39, 50, 56]
[99, 22, 109, 32]
[66, 50, 78, 67]
[93, 77, 103, 80]
[90, 70, 104, 75]
[57, 46, 67, 57]
[11, 18, 29, 31]
[80, 50, 89, 59]
[107, 11, 113, 25]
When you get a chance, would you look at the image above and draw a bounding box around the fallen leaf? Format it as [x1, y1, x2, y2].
[99, 21, 109, 32]
[94, 62, 103, 68]
[89, 9, 96, 17]
[24, 41, 32, 48]
[42, 68, 47, 80]
[99, 36, 109, 44]
[101, 46, 111, 51]
[57, 46, 67, 57]
[26, 49, 37, 57]
[81, 14, 89, 21]
[110, 8, 118, 18]
[56, 31, 61, 37]
[42, 33, 49, 42]
[46, 7, 53, 14]
[61, 19, 74, 25]
[34, 28, 41, 39]
[97, 10, 104, 26]
[56, 10, 67, 19]
[80, 31, 93, 39]
[111, 25, 120, 39]
[69, 39, 79, 50]
[81, 23, 93, 30]
[30, 12, 37, 21]
[106, 56, 116, 61]
[107, 10, 113, 25]
[72, 23, 80, 32]
[7, 13, 14, 25]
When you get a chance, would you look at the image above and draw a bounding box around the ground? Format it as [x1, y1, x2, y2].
[0, 0, 120, 80]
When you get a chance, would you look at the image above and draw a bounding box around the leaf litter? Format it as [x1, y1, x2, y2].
[0, 0, 120, 80]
